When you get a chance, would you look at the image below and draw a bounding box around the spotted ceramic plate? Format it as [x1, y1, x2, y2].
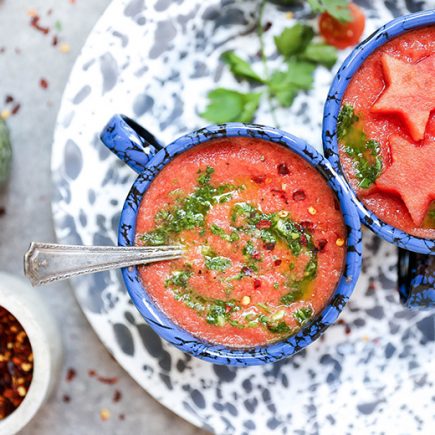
[51, 0, 435, 433]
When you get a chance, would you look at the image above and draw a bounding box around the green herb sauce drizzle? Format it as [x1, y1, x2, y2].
[140, 166, 316, 336]
[337, 104, 383, 189]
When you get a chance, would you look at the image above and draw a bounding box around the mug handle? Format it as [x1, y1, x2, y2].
[398, 249, 435, 310]
[100, 114, 164, 174]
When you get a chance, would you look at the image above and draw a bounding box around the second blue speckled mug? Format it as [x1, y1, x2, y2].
[323, 11, 435, 310]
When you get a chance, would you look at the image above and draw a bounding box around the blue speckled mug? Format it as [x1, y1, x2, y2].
[101, 115, 363, 366]
[323, 11, 435, 310]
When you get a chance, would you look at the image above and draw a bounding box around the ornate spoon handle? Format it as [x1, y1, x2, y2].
[24, 242, 183, 286]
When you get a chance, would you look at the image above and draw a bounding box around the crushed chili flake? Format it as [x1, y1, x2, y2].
[52, 35, 59, 46]
[316, 239, 328, 252]
[113, 390, 122, 403]
[11, 104, 20, 115]
[277, 163, 290, 175]
[65, 367, 76, 382]
[88, 369, 96, 377]
[96, 375, 118, 385]
[62, 394, 71, 403]
[263, 242, 275, 251]
[30, 15, 50, 35]
[241, 266, 253, 276]
[100, 408, 111, 421]
[253, 279, 262, 289]
[263, 21, 272, 32]
[300, 220, 313, 230]
[251, 251, 261, 260]
[0, 306, 34, 420]
[299, 234, 307, 246]
[337, 319, 351, 335]
[271, 188, 288, 204]
[292, 189, 306, 201]
[39, 78, 49, 89]
[274, 259, 282, 266]
[251, 174, 266, 184]
[1, 110, 11, 120]
[0, 207, 6, 217]
[5, 96, 14, 104]
[119, 414, 125, 421]
[256, 219, 271, 229]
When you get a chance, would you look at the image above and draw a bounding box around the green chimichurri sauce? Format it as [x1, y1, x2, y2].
[337, 104, 383, 189]
[139, 166, 316, 336]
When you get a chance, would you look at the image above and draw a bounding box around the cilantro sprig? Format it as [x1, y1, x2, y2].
[201, 9, 338, 124]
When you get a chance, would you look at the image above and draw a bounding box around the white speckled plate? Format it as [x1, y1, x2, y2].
[51, 0, 435, 433]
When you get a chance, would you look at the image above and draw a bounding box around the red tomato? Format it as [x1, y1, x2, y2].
[319, 3, 366, 49]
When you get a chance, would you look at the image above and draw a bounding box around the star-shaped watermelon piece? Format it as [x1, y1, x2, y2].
[371, 54, 435, 142]
[375, 135, 435, 227]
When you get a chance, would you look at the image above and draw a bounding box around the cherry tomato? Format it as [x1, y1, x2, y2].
[319, 3, 366, 49]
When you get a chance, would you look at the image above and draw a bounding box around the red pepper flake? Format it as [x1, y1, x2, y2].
[241, 266, 253, 276]
[113, 390, 122, 403]
[5, 95, 14, 104]
[277, 163, 290, 175]
[11, 103, 20, 115]
[119, 414, 125, 421]
[62, 394, 71, 403]
[66, 368, 76, 382]
[251, 174, 266, 184]
[316, 239, 328, 252]
[256, 219, 271, 229]
[263, 21, 272, 32]
[292, 189, 306, 201]
[274, 259, 282, 266]
[88, 369, 96, 377]
[263, 242, 275, 251]
[253, 279, 261, 289]
[337, 319, 351, 335]
[30, 15, 50, 35]
[271, 188, 288, 204]
[39, 78, 48, 89]
[251, 252, 261, 260]
[300, 220, 313, 230]
[96, 375, 118, 385]
[300, 234, 307, 246]
[52, 35, 59, 46]
[0, 307, 34, 420]
[0, 207, 6, 217]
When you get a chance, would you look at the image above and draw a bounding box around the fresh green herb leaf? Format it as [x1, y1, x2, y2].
[307, 0, 352, 23]
[205, 255, 232, 272]
[280, 289, 302, 305]
[201, 88, 262, 123]
[221, 51, 265, 83]
[267, 321, 292, 334]
[299, 42, 338, 69]
[293, 306, 313, 325]
[273, 24, 314, 57]
[198, 166, 214, 185]
[165, 270, 192, 288]
[210, 224, 240, 242]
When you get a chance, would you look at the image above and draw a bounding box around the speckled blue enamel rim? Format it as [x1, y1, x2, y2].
[322, 10, 435, 256]
[102, 117, 363, 366]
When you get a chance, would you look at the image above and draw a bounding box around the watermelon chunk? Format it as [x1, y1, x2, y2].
[375, 135, 435, 227]
[371, 54, 435, 142]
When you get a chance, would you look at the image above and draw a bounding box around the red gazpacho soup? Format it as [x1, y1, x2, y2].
[135, 137, 346, 347]
[337, 26, 435, 238]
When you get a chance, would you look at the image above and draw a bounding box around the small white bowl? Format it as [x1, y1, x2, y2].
[0, 272, 62, 435]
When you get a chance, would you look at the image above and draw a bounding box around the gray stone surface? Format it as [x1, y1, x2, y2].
[0, 1, 204, 434]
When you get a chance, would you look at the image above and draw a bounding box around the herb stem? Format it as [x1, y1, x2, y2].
[257, 0, 279, 128]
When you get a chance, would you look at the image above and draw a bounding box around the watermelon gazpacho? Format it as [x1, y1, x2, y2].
[135, 137, 346, 347]
[337, 26, 435, 238]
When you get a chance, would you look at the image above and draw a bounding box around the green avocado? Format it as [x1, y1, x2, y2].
[0, 119, 12, 185]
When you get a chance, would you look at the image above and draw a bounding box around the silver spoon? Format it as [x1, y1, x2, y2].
[24, 242, 183, 287]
